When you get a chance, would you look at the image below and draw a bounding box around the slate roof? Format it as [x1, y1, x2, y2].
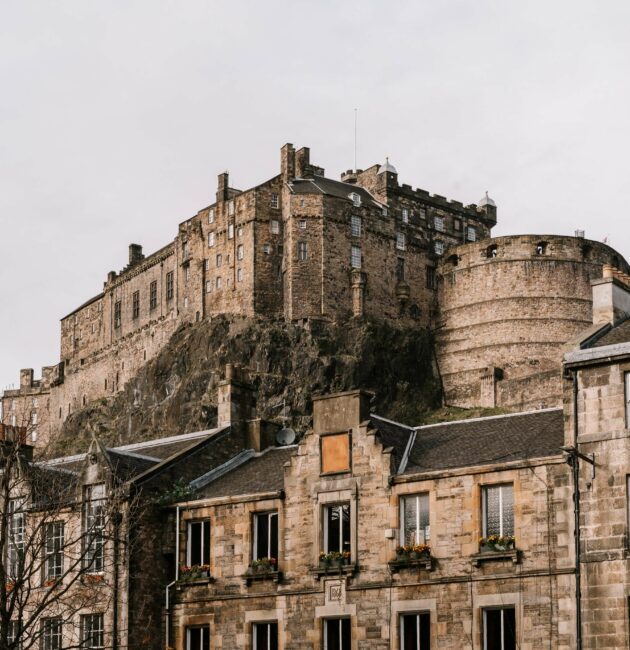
[195, 446, 297, 499]
[592, 318, 630, 347]
[106, 449, 159, 480]
[402, 408, 564, 475]
[289, 176, 381, 207]
[370, 415, 414, 471]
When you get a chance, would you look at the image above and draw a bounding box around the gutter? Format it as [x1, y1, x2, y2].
[572, 371, 583, 650]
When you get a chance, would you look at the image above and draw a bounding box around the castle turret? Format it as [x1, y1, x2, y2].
[477, 191, 497, 226]
[376, 157, 398, 194]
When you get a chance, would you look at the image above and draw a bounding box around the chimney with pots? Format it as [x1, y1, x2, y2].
[592, 265, 630, 325]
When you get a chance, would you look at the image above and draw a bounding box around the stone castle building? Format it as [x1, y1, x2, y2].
[1, 143, 628, 450]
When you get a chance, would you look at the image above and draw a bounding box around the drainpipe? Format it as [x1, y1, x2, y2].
[572, 370, 583, 650]
[165, 505, 180, 650]
[112, 509, 121, 650]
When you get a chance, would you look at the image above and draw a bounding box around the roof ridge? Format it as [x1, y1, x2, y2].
[414, 407, 562, 430]
[107, 448, 160, 463]
[370, 413, 415, 430]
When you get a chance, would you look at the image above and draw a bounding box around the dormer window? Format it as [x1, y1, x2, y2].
[349, 192, 361, 207]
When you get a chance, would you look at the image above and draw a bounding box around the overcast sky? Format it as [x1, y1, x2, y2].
[1, 0, 629, 391]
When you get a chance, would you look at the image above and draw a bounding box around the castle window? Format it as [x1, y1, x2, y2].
[400, 493, 430, 546]
[82, 484, 105, 573]
[419, 208, 427, 220]
[31, 430, 37, 443]
[400, 612, 430, 650]
[535, 241, 547, 256]
[486, 245, 498, 259]
[323, 618, 351, 650]
[184, 297, 189, 308]
[402, 208, 409, 224]
[216, 254, 222, 268]
[434, 216, 445, 232]
[228, 200, 235, 216]
[132, 291, 140, 319]
[150, 281, 157, 310]
[216, 277, 222, 289]
[271, 220, 280, 235]
[396, 232, 406, 251]
[253, 511, 278, 562]
[237, 244, 244, 261]
[625, 372, 630, 427]
[483, 607, 516, 650]
[114, 301, 122, 329]
[263, 244, 271, 255]
[206, 280, 212, 293]
[184, 264, 190, 282]
[187, 520, 210, 567]
[208, 208, 214, 224]
[351, 245, 361, 269]
[271, 193, 279, 209]
[349, 192, 361, 207]
[350, 215, 361, 237]
[252, 622, 278, 650]
[42, 617, 63, 650]
[237, 226, 243, 237]
[298, 219, 307, 229]
[44, 522, 64, 581]
[453, 217, 461, 231]
[204, 259, 210, 271]
[467, 226, 476, 242]
[434, 241, 444, 256]
[237, 268, 243, 282]
[32, 412, 38, 425]
[426, 266, 437, 290]
[323, 503, 350, 555]
[208, 232, 216, 248]
[483, 484, 514, 538]
[228, 224, 235, 240]
[81, 614, 104, 650]
[186, 626, 210, 650]
[298, 242, 308, 262]
[166, 272, 174, 301]
[396, 257, 405, 281]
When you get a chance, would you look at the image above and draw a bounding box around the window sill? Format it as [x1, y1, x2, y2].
[472, 549, 520, 567]
[311, 563, 357, 580]
[388, 556, 433, 572]
[243, 569, 283, 586]
[176, 575, 215, 588]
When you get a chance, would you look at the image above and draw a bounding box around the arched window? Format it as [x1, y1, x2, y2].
[486, 244, 498, 258]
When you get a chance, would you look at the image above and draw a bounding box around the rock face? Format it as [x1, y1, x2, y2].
[52, 315, 440, 455]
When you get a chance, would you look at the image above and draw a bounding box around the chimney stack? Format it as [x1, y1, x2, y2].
[592, 264, 630, 324]
[129, 244, 144, 266]
[217, 172, 229, 203]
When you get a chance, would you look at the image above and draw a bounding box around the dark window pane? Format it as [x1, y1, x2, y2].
[202, 521, 210, 564]
[341, 505, 350, 553]
[190, 522, 202, 565]
[341, 618, 351, 649]
[327, 507, 340, 553]
[502, 609, 516, 650]
[256, 514, 269, 560]
[401, 614, 418, 650]
[254, 622, 278, 650]
[485, 608, 515, 650]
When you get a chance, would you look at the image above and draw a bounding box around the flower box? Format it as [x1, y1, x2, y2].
[178, 564, 211, 582]
[479, 536, 516, 553]
[389, 545, 433, 572]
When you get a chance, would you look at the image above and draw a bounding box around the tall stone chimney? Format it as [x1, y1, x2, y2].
[129, 244, 144, 266]
[217, 172, 229, 203]
[281, 143, 295, 182]
[592, 265, 630, 324]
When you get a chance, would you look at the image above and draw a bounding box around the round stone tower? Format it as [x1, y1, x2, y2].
[435, 234, 630, 410]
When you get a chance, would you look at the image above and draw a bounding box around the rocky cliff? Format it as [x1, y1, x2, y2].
[51, 315, 441, 455]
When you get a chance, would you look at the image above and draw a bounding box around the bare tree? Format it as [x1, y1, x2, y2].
[0, 425, 136, 650]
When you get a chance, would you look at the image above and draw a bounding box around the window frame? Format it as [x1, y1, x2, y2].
[186, 519, 210, 567]
[399, 493, 430, 546]
[271, 193, 279, 209]
[166, 271, 174, 301]
[271, 219, 280, 235]
[351, 245, 361, 269]
[7, 498, 25, 580]
[399, 611, 431, 650]
[434, 241, 444, 256]
[113, 300, 122, 329]
[434, 216, 445, 232]
[298, 241, 308, 262]
[350, 215, 361, 238]
[132, 290, 140, 319]
[322, 503, 351, 556]
[482, 483, 514, 538]
[252, 621, 278, 650]
[208, 208, 214, 224]
[41, 616, 63, 650]
[625, 372, 630, 428]
[402, 208, 409, 224]
[396, 232, 406, 251]
[322, 617, 351, 650]
[252, 511, 278, 562]
[80, 613, 104, 650]
[186, 625, 210, 650]
[149, 280, 158, 310]
[482, 606, 516, 650]
[82, 484, 106, 574]
[44, 521, 64, 582]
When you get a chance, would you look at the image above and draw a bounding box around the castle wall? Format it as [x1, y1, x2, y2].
[436, 235, 630, 410]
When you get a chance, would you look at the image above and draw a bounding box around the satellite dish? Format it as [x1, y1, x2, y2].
[276, 427, 296, 446]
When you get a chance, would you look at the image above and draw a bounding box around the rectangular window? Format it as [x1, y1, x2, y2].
[298, 219, 307, 229]
[400, 612, 430, 650]
[453, 217, 461, 231]
[208, 232, 216, 248]
[434, 241, 444, 256]
[237, 268, 243, 283]
[184, 264, 191, 282]
[400, 494, 430, 546]
[80, 614, 104, 649]
[483, 607, 516, 650]
[271, 193, 279, 209]
[187, 626, 210, 650]
[298, 242, 308, 261]
[351, 246, 361, 269]
[625, 372, 630, 427]
[42, 617, 63, 650]
[396, 257, 405, 281]
[237, 244, 244, 260]
[237, 226, 243, 238]
[45, 522, 64, 581]
[253, 621, 278, 650]
[83, 484, 105, 573]
[206, 280, 212, 293]
[271, 220, 280, 234]
[149, 281, 157, 310]
[434, 216, 445, 232]
[228, 224, 235, 239]
[253, 511, 278, 562]
[187, 520, 210, 566]
[114, 301, 122, 329]
[208, 209, 214, 224]
[263, 243, 271, 255]
[350, 215, 362, 237]
[323, 618, 351, 650]
[166, 271, 174, 301]
[228, 200, 235, 216]
[402, 208, 409, 224]
[467, 226, 476, 242]
[216, 277, 222, 289]
[7, 499, 25, 579]
[396, 232, 406, 251]
[426, 266, 437, 290]
[132, 290, 140, 319]
[216, 254, 222, 268]
[182, 242, 189, 259]
[483, 484, 514, 537]
[7, 621, 21, 649]
[323, 503, 350, 555]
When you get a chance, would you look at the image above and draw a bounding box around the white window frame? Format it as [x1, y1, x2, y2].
[42, 617, 62, 650]
[271, 193, 279, 209]
[83, 484, 105, 573]
[45, 521, 64, 581]
[298, 219, 307, 229]
[216, 254, 222, 268]
[399, 611, 430, 650]
[80, 614, 104, 650]
[399, 494, 430, 546]
[323, 618, 351, 650]
[482, 607, 516, 650]
[271, 220, 280, 235]
[396, 232, 406, 251]
[350, 215, 361, 238]
[625, 372, 630, 428]
[228, 200, 235, 216]
[402, 208, 409, 224]
[186, 520, 210, 566]
[349, 192, 361, 207]
[482, 484, 514, 537]
[216, 277, 222, 289]
[467, 226, 476, 242]
[252, 621, 278, 650]
[208, 232, 215, 248]
[205, 281, 212, 293]
[434, 241, 444, 256]
[351, 246, 361, 269]
[208, 209, 214, 224]
[323, 503, 351, 554]
[252, 511, 278, 561]
[228, 224, 234, 240]
[434, 216, 444, 232]
[237, 244, 244, 261]
[237, 268, 243, 283]
[263, 243, 271, 255]
[298, 242, 308, 262]
[186, 626, 210, 650]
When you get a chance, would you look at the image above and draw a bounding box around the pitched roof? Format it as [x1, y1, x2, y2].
[370, 415, 414, 472]
[402, 408, 564, 475]
[289, 176, 381, 207]
[194, 446, 296, 499]
[592, 318, 630, 347]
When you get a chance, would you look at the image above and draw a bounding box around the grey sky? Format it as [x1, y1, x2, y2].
[1, 0, 629, 390]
